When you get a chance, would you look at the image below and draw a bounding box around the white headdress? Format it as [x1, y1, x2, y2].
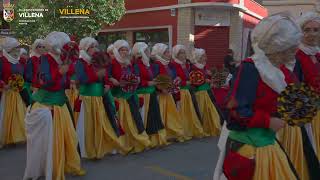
[297, 12, 320, 55]
[79, 37, 98, 63]
[2, 37, 20, 64]
[192, 48, 206, 69]
[132, 42, 150, 67]
[251, 13, 302, 93]
[44, 31, 70, 64]
[30, 39, 45, 57]
[112, 40, 131, 65]
[151, 43, 170, 65]
[172, 44, 186, 65]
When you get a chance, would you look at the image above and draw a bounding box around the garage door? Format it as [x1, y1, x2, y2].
[195, 26, 229, 69]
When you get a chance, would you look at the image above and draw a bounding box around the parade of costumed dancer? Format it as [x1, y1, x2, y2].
[0, 37, 26, 148]
[108, 40, 151, 153]
[190, 48, 221, 136]
[213, 13, 303, 180]
[24, 31, 85, 180]
[170, 45, 205, 139]
[132, 42, 167, 148]
[151, 43, 185, 142]
[295, 12, 320, 160]
[25, 39, 46, 103]
[75, 37, 131, 159]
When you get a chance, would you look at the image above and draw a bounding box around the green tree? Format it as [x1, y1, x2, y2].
[11, 0, 125, 45]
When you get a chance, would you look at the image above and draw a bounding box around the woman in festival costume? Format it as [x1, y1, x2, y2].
[25, 39, 46, 101]
[132, 42, 167, 148]
[75, 37, 130, 159]
[294, 12, 320, 160]
[108, 40, 150, 153]
[24, 32, 85, 180]
[190, 48, 221, 136]
[151, 43, 185, 142]
[0, 37, 26, 147]
[169, 45, 205, 139]
[213, 14, 302, 180]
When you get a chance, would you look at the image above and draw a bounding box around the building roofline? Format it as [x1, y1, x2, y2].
[263, 0, 317, 6]
[125, 2, 264, 20]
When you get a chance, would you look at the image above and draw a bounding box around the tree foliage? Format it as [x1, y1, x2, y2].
[11, 0, 125, 45]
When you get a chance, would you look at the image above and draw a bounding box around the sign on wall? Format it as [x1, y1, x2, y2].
[195, 8, 230, 26]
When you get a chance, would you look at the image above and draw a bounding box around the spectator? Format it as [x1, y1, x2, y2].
[223, 49, 237, 75]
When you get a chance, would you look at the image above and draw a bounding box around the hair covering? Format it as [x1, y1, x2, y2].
[112, 39, 131, 65]
[251, 13, 302, 93]
[132, 42, 150, 66]
[30, 39, 45, 57]
[172, 44, 186, 64]
[2, 37, 20, 64]
[297, 12, 320, 55]
[297, 11, 320, 29]
[44, 31, 70, 56]
[79, 37, 98, 63]
[192, 48, 206, 69]
[107, 44, 114, 54]
[151, 43, 170, 65]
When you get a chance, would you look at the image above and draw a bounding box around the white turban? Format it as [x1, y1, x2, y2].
[251, 13, 302, 94]
[79, 37, 98, 63]
[172, 44, 186, 64]
[297, 12, 320, 55]
[30, 39, 45, 57]
[132, 42, 150, 66]
[2, 37, 19, 52]
[113, 39, 131, 65]
[151, 43, 169, 65]
[192, 48, 206, 69]
[2, 37, 20, 64]
[107, 44, 114, 54]
[44, 31, 70, 56]
[251, 14, 302, 54]
[297, 11, 320, 29]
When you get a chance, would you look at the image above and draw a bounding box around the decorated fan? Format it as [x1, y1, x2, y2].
[8, 74, 24, 92]
[168, 78, 181, 94]
[154, 74, 173, 90]
[120, 73, 139, 93]
[277, 83, 319, 126]
[189, 70, 205, 86]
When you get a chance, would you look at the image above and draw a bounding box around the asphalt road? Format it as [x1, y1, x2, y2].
[0, 137, 219, 180]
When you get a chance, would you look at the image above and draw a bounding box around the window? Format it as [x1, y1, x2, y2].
[134, 29, 169, 48]
[97, 32, 126, 50]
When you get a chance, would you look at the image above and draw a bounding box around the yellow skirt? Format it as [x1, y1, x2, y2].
[312, 110, 320, 159]
[277, 125, 309, 180]
[179, 89, 204, 138]
[65, 88, 79, 125]
[31, 102, 84, 180]
[1, 90, 26, 146]
[158, 93, 185, 142]
[235, 143, 297, 180]
[79, 96, 130, 159]
[139, 94, 167, 148]
[117, 98, 150, 153]
[195, 91, 221, 136]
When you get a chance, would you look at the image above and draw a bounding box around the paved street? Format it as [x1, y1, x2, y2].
[0, 137, 219, 180]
